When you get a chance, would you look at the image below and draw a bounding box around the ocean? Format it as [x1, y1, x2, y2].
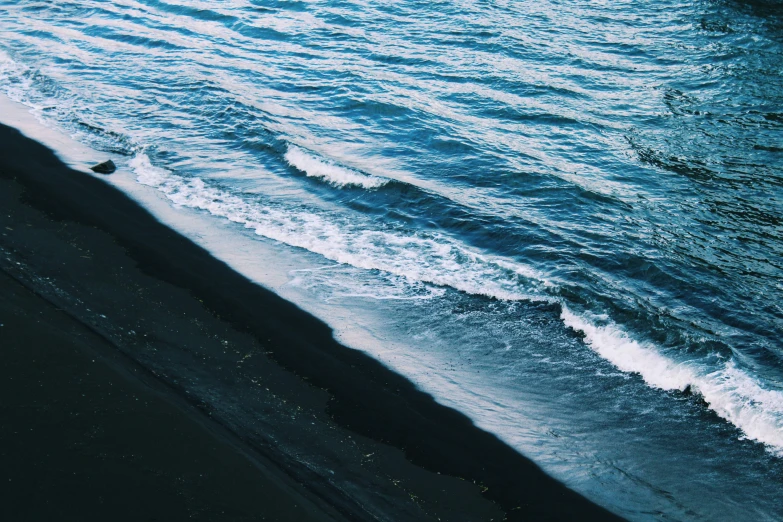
[1, 0, 781, 519]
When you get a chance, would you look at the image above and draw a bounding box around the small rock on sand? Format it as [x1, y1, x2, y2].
[90, 160, 116, 175]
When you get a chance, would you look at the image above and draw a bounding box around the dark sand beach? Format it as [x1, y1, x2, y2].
[0, 269, 343, 522]
[0, 123, 624, 521]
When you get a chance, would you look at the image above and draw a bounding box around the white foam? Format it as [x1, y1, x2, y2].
[0, 50, 35, 110]
[562, 307, 783, 456]
[287, 266, 448, 301]
[284, 145, 388, 189]
[0, 51, 82, 137]
[130, 152, 547, 302]
[130, 153, 169, 186]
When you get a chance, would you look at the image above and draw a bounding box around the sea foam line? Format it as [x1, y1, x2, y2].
[284, 144, 388, 189]
[130, 152, 546, 301]
[132, 152, 783, 457]
[0, 50, 38, 114]
[562, 308, 783, 456]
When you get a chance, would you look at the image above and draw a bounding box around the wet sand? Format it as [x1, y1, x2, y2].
[0, 122, 625, 521]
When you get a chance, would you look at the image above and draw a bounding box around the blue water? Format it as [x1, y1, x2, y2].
[1, 0, 782, 519]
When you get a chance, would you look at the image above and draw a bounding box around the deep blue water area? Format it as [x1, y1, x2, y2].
[1, 1, 781, 520]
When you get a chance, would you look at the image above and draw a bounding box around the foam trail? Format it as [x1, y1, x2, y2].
[284, 145, 388, 189]
[130, 153, 547, 302]
[561, 307, 783, 456]
[0, 51, 35, 111]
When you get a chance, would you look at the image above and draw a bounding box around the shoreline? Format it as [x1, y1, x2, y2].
[0, 122, 625, 521]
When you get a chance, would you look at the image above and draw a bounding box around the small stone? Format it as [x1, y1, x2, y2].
[90, 160, 116, 174]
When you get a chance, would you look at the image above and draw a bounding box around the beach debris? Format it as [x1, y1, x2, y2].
[90, 159, 116, 174]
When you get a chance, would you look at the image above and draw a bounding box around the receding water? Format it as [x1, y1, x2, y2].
[1, 1, 782, 520]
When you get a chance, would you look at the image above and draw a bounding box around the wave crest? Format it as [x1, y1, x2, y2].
[562, 307, 783, 456]
[284, 145, 388, 189]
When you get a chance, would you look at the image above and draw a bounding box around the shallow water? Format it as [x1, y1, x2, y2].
[1, 0, 782, 519]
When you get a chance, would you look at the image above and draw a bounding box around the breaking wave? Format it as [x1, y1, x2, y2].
[562, 308, 783, 456]
[131, 152, 545, 301]
[284, 145, 388, 189]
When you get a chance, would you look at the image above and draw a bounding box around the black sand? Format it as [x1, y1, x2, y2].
[0, 123, 625, 521]
[0, 269, 342, 522]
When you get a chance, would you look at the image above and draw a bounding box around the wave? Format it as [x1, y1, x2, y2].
[130, 152, 546, 301]
[0, 51, 39, 115]
[130, 151, 783, 457]
[561, 307, 783, 456]
[0, 51, 136, 156]
[284, 145, 388, 189]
